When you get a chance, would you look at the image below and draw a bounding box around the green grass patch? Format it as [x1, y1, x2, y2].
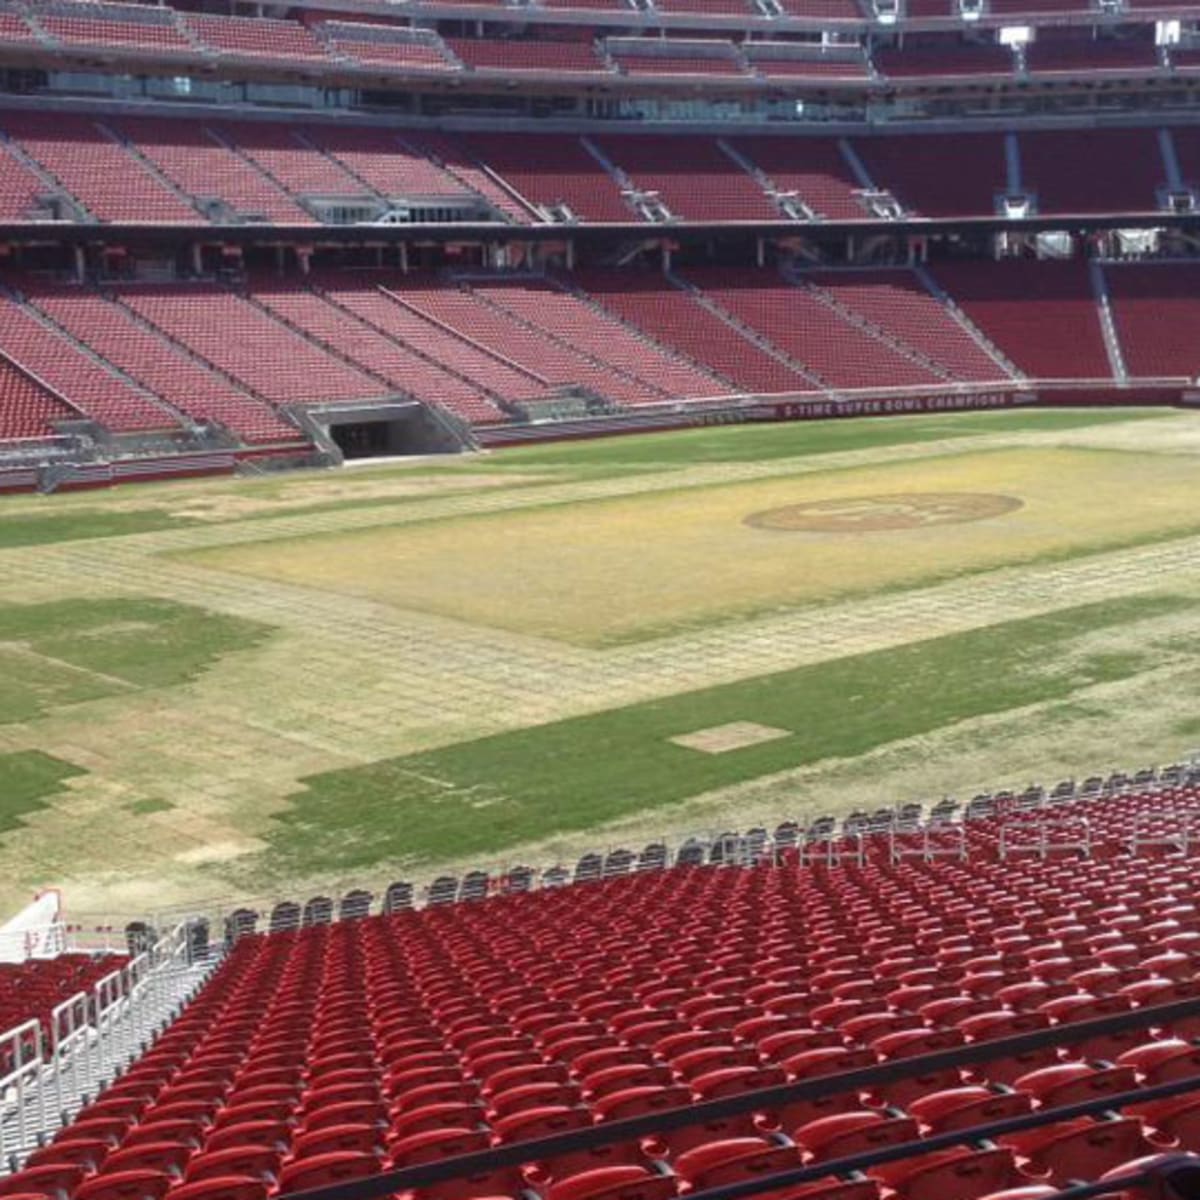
[197, 410, 1178, 530]
[0, 597, 272, 722]
[125, 797, 175, 816]
[480, 407, 1175, 472]
[271, 593, 1190, 873]
[0, 646, 119, 723]
[0, 508, 189, 548]
[0, 751, 84, 837]
[1173, 716, 1200, 739]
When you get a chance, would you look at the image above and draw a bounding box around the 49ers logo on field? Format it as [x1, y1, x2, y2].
[744, 492, 1024, 533]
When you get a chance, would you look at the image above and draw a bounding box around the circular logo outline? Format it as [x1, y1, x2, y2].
[744, 492, 1024, 534]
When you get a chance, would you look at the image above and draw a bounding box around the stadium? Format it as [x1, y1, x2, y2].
[7, 0, 1200, 1195]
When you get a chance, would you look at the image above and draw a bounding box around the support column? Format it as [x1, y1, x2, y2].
[73, 244, 86, 282]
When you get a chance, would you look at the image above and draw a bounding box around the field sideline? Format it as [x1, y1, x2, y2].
[1, 405, 1199, 919]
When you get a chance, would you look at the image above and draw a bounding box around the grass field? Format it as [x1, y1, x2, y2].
[2, 405, 1200, 918]
[184, 446, 1200, 645]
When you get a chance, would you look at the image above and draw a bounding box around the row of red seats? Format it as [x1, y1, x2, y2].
[0, 357, 74, 441]
[8, 806, 1200, 1200]
[8, 2, 1176, 77]
[12, 253, 1200, 453]
[0, 952, 126, 1049]
[0, 115, 1185, 228]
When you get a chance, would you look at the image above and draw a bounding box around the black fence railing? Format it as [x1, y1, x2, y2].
[274, 992, 1200, 1200]
[1044, 1158, 1200, 1200]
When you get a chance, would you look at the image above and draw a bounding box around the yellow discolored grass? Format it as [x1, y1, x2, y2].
[181, 447, 1200, 646]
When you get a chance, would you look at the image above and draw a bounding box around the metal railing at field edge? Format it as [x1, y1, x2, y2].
[0, 920, 220, 1170]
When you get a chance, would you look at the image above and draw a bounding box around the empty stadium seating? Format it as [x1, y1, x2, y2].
[0, 952, 126, 1043]
[0, 112, 197, 224]
[851, 134, 1007, 218]
[0, 115, 1187, 230]
[319, 22, 457, 72]
[28, 284, 302, 443]
[115, 284, 386, 409]
[461, 135, 631, 223]
[37, 1, 192, 54]
[875, 38, 1015, 78]
[447, 37, 607, 73]
[301, 126, 472, 203]
[744, 49, 870, 80]
[1104, 262, 1200, 381]
[183, 13, 331, 64]
[576, 271, 815, 395]
[0, 290, 180, 431]
[1017, 130, 1165, 216]
[803, 270, 1010, 382]
[1024, 31, 1160, 75]
[927, 260, 1111, 380]
[112, 117, 309, 226]
[217, 123, 371, 210]
[727, 138, 866, 222]
[399, 279, 686, 409]
[596, 137, 778, 223]
[0, 356, 75, 440]
[2, 256, 1191, 456]
[608, 45, 746, 76]
[679, 268, 941, 389]
[255, 277, 506, 425]
[406, 133, 537, 225]
[11, 781, 1200, 1200]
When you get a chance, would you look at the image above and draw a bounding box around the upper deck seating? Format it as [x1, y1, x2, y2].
[597, 136, 777, 222]
[467, 134, 631, 223]
[744, 47, 870, 79]
[608, 44, 747, 76]
[0, 112, 198, 224]
[319, 22, 458, 72]
[875, 38, 1015, 78]
[38, 0, 192, 53]
[728, 137, 867, 222]
[448, 36, 607, 72]
[851, 133, 1007, 218]
[1025, 30, 1160, 74]
[184, 14, 331, 64]
[1017, 129, 1165, 215]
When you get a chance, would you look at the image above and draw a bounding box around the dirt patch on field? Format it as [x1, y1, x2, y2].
[671, 722, 792, 754]
[746, 493, 1024, 534]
